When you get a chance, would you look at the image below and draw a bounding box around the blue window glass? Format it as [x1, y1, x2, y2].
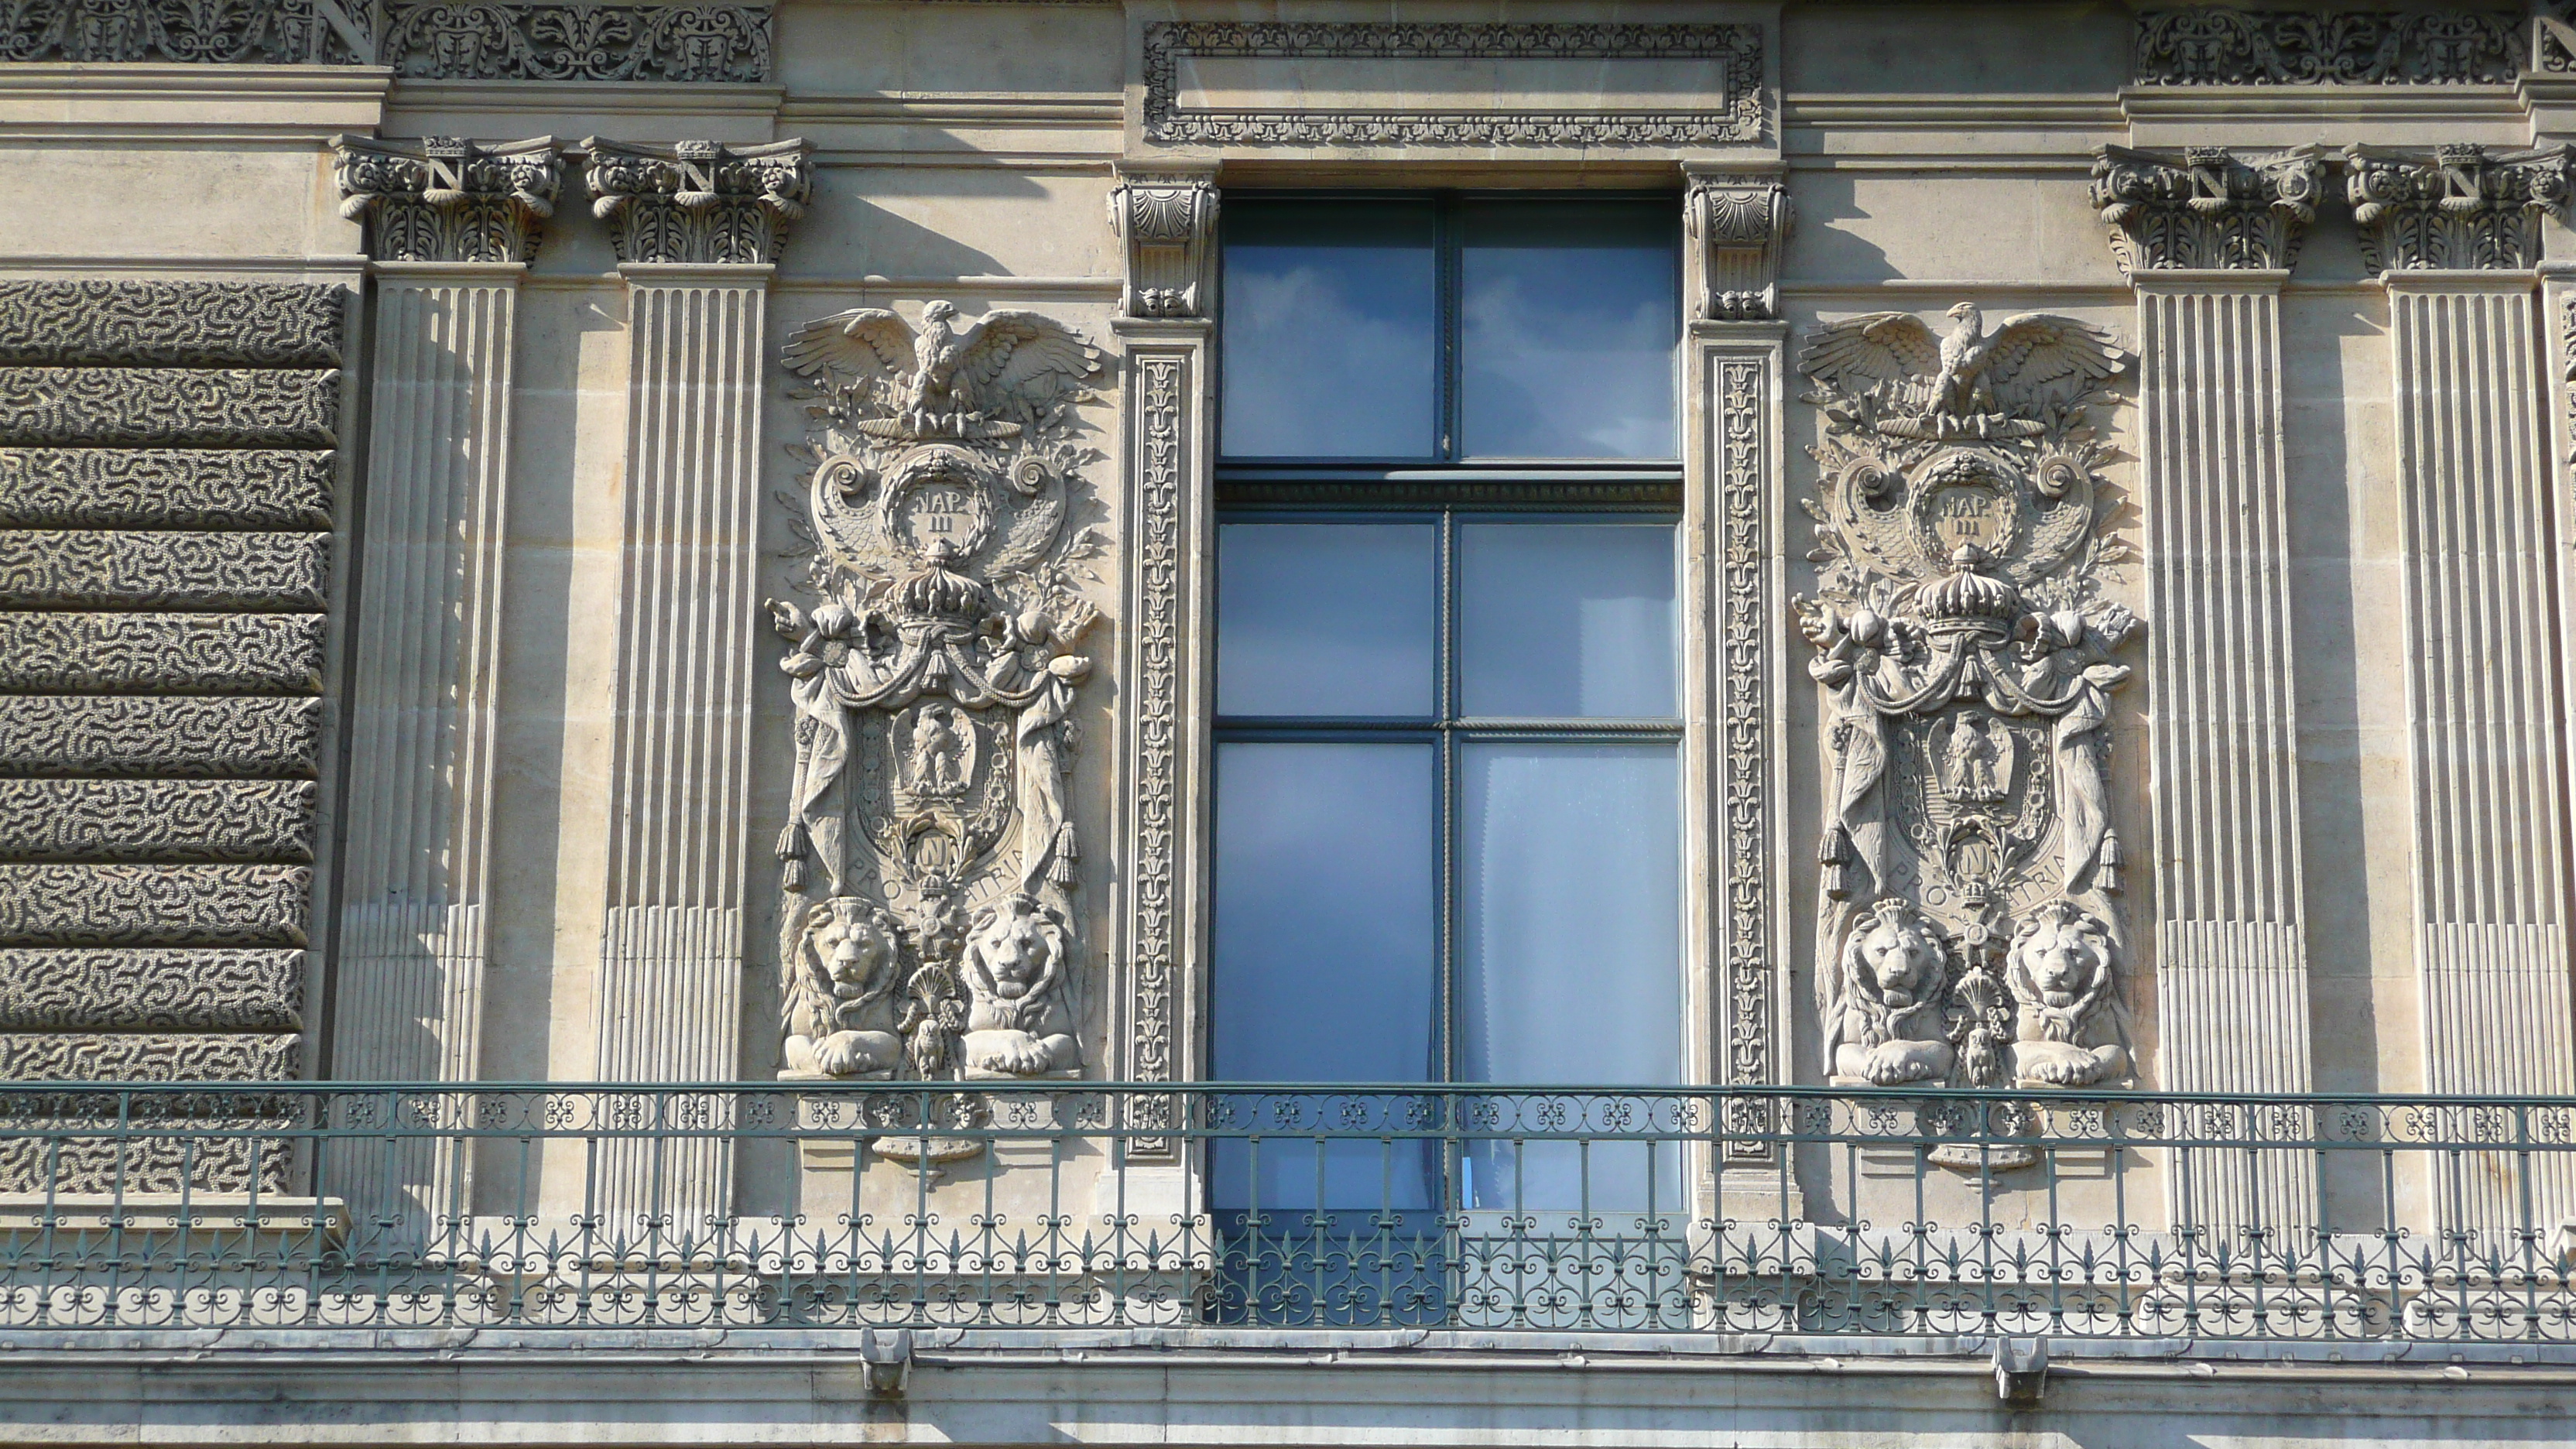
[1220, 200, 1438, 459]
[1458, 202, 1680, 461]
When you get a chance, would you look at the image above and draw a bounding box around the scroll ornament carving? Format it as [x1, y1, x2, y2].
[2345, 144, 2574, 272]
[379, 2, 772, 81]
[585, 138, 812, 265]
[334, 135, 562, 264]
[1687, 179, 1793, 322]
[1797, 303, 2138, 1124]
[0, 0, 362, 64]
[776, 302, 1108, 1084]
[1110, 174, 1218, 320]
[2132, 7, 2524, 85]
[0, 283, 342, 369]
[2090, 146, 2326, 274]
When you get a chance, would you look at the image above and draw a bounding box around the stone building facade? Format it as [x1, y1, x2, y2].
[4, 0, 2576, 1444]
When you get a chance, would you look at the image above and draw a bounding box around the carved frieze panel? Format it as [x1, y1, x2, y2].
[2091, 146, 2327, 273]
[0, 949, 303, 1032]
[334, 135, 563, 264]
[0, 613, 326, 694]
[0, 369, 337, 449]
[2347, 145, 2574, 272]
[1797, 305, 2137, 1127]
[1142, 22, 1767, 146]
[0, 697, 320, 779]
[2133, 7, 2525, 85]
[1110, 172, 1218, 320]
[0, 451, 334, 531]
[0, 865, 311, 947]
[586, 138, 812, 265]
[0, 283, 342, 370]
[0, 779, 316, 863]
[380, 2, 772, 81]
[0, 0, 362, 64]
[0, 530, 327, 611]
[776, 303, 1109, 1088]
[1688, 176, 1793, 321]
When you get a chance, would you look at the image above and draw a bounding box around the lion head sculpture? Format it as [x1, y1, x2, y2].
[959, 892, 1081, 1078]
[1827, 899, 1957, 1085]
[781, 896, 906, 1078]
[2005, 899, 2129, 1087]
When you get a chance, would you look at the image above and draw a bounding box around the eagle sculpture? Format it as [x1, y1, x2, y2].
[1800, 303, 2129, 434]
[784, 300, 1102, 437]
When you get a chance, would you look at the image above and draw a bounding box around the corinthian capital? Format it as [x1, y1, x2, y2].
[2345, 143, 2573, 274]
[2089, 145, 2324, 276]
[1109, 165, 1219, 321]
[583, 137, 814, 265]
[332, 135, 563, 264]
[1685, 170, 1793, 322]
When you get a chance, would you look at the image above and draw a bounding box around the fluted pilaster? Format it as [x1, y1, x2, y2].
[2386, 272, 2576, 1236]
[588, 263, 768, 1228]
[331, 263, 522, 1224]
[2133, 274, 2316, 1234]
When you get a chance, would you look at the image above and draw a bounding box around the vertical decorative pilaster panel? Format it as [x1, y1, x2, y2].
[591, 266, 769, 1227]
[331, 265, 519, 1221]
[2387, 273, 2576, 1233]
[2094, 144, 2328, 1235]
[2352, 145, 2576, 1237]
[1111, 170, 1216, 1156]
[1704, 333, 1788, 1163]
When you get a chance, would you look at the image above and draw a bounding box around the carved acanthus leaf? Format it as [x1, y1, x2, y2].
[585, 136, 813, 265]
[334, 135, 563, 264]
[1110, 170, 1218, 320]
[2346, 144, 2574, 272]
[2090, 145, 2327, 274]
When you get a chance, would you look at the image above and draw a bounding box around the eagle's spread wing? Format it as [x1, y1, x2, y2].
[949, 311, 1103, 423]
[1799, 313, 1944, 410]
[1979, 314, 2130, 410]
[783, 308, 914, 386]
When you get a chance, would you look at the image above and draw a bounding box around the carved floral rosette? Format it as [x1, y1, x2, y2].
[1795, 306, 2139, 1133]
[772, 304, 1109, 1095]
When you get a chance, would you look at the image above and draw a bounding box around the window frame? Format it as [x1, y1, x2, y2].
[1214, 189, 1687, 473]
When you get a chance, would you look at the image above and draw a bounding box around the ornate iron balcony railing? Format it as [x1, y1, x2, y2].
[0, 1082, 2571, 1340]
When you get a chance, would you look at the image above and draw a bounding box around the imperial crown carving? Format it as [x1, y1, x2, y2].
[1797, 303, 2137, 1151]
[334, 135, 564, 264]
[2345, 144, 2574, 273]
[774, 302, 1108, 1089]
[585, 137, 813, 265]
[2090, 145, 2325, 274]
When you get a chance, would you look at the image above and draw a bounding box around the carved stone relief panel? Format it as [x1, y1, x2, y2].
[0, 0, 774, 78]
[2132, 8, 2525, 85]
[1141, 22, 1768, 147]
[1796, 306, 2137, 1131]
[775, 303, 1109, 1094]
[0, 281, 342, 1192]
